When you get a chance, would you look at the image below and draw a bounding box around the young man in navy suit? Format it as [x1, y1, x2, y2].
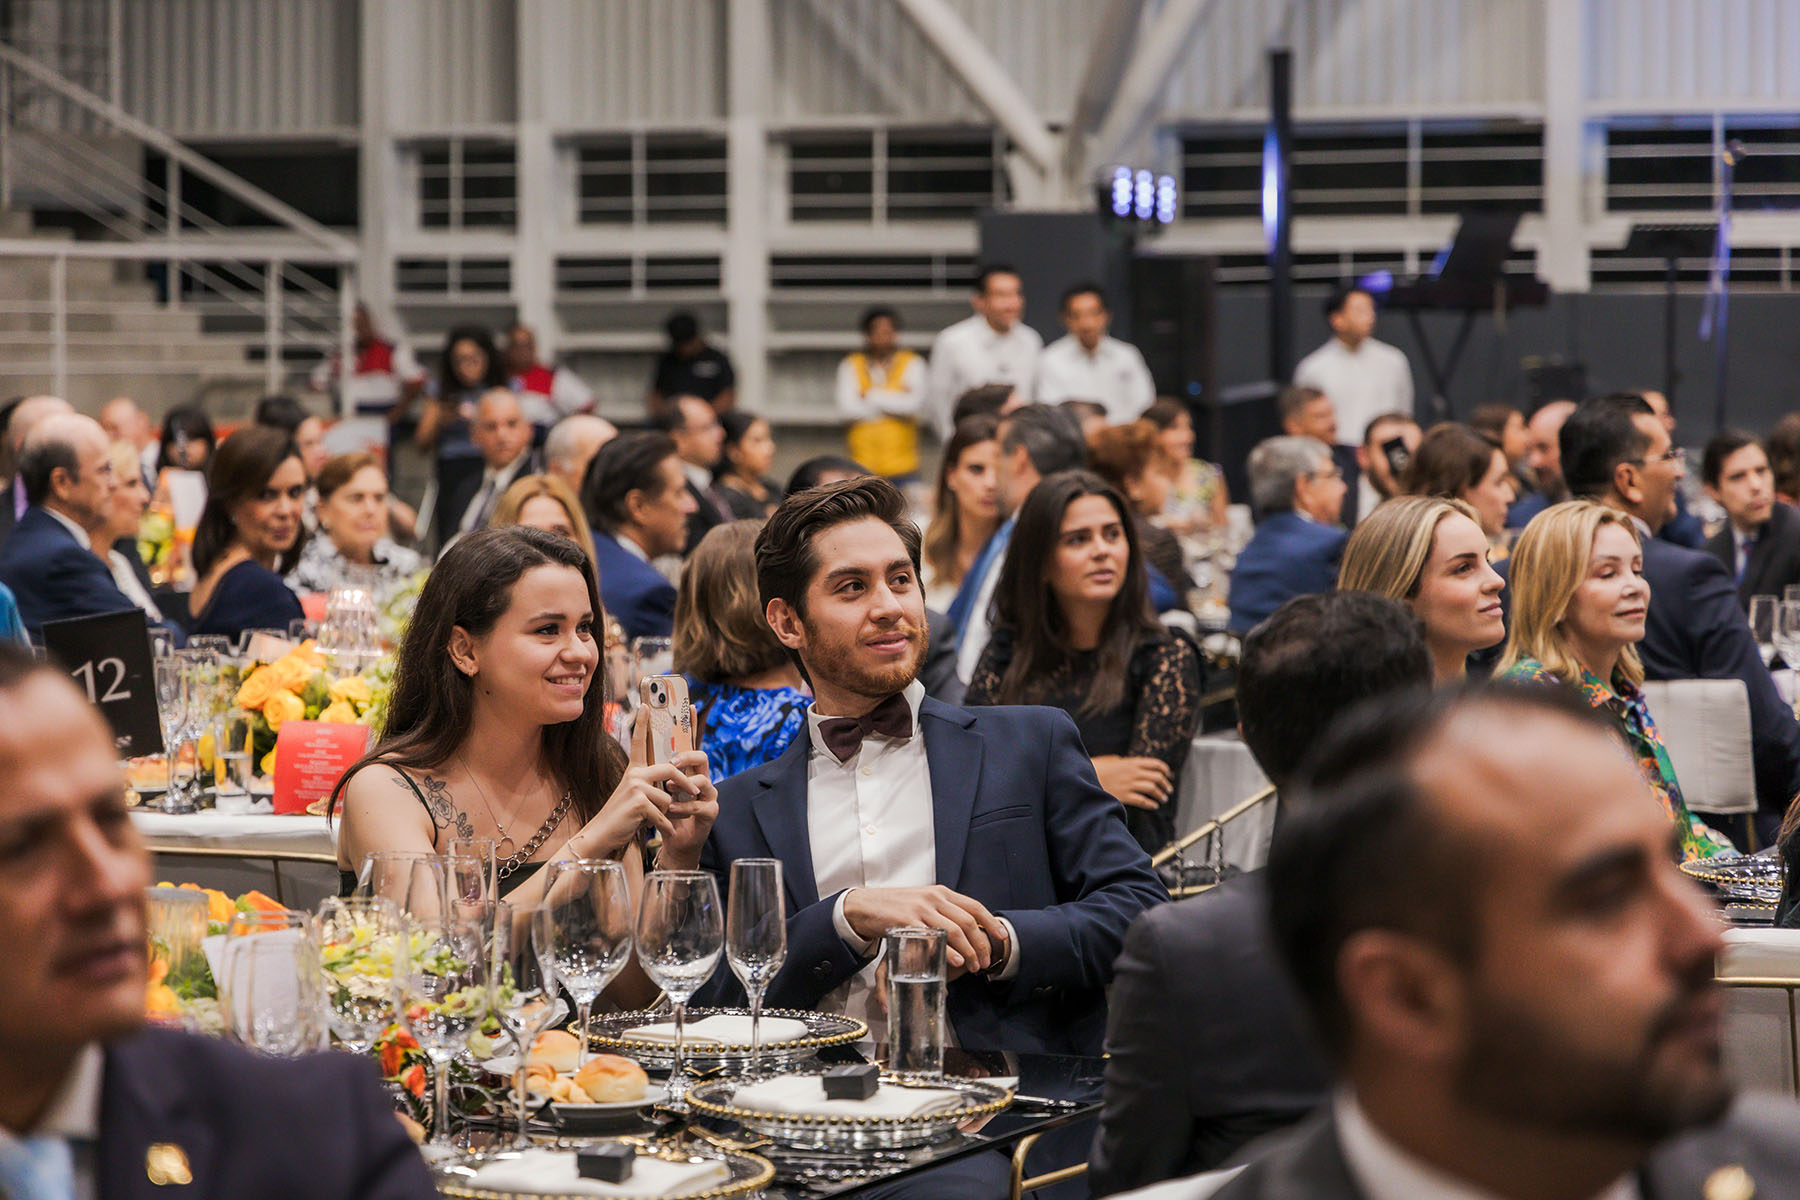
[582, 431, 695, 641]
[0, 645, 435, 1200]
[699, 475, 1165, 1059]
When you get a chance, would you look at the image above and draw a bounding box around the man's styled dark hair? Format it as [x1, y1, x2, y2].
[1324, 284, 1373, 320]
[784, 455, 868, 497]
[582, 431, 679, 534]
[859, 306, 898, 333]
[999, 403, 1087, 477]
[756, 475, 922, 623]
[1277, 386, 1327, 424]
[1701, 428, 1762, 489]
[973, 263, 1019, 295]
[17, 425, 81, 508]
[254, 394, 309, 435]
[1267, 681, 1616, 1059]
[951, 384, 1015, 426]
[1559, 393, 1655, 501]
[665, 310, 700, 344]
[1362, 410, 1418, 449]
[1060, 281, 1106, 311]
[1237, 592, 1432, 789]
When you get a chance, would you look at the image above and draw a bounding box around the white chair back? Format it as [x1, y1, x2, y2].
[1718, 927, 1800, 1096]
[1640, 678, 1756, 815]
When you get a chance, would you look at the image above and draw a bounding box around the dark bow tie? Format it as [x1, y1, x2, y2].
[818, 693, 913, 762]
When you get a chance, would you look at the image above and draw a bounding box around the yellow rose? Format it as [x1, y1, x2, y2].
[317, 700, 358, 724]
[260, 746, 279, 775]
[295, 639, 328, 668]
[235, 668, 275, 710]
[329, 676, 372, 706]
[177, 882, 236, 925]
[263, 690, 304, 730]
[268, 655, 315, 695]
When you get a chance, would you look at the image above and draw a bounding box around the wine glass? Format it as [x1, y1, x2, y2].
[540, 859, 634, 1069]
[152, 657, 190, 813]
[355, 851, 450, 920]
[401, 909, 492, 1149]
[1780, 601, 1800, 675]
[492, 901, 559, 1147]
[634, 870, 723, 1102]
[447, 837, 497, 905]
[726, 859, 787, 1073]
[221, 912, 323, 1057]
[315, 896, 404, 1055]
[1751, 595, 1778, 667]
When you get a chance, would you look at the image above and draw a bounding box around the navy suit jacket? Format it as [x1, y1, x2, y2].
[697, 697, 1168, 1057]
[0, 506, 137, 638]
[1227, 511, 1348, 635]
[591, 529, 676, 641]
[1704, 500, 1800, 610]
[98, 1026, 436, 1200]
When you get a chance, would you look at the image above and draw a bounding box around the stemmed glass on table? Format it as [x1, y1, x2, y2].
[151, 657, 191, 813]
[401, 906, 492, 1150]
[490, 900, 560, 1147]
[634, 870, 723, 1103]
[221, 908, 324, 1057]
[726, 859, 787, 1074]
[1779, 600, 1800, 679]
[540, 859, 634, 1069]
[447, 837, 498, 906]
[356, 850, 451, 920]
[1752, 595, 1778, 667]
[315, 896, 404, 1055]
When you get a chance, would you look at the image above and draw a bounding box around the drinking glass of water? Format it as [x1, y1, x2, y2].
[1751, 595, 1778, 667]
[884, 927, 947, 1078]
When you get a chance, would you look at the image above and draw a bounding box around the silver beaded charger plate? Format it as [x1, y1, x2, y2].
[1681, 848, 1782, 906]
[684, 1070, 1013, 1151]
[433, 1142, 773, 1200]
[585, 1008, 867, 1073]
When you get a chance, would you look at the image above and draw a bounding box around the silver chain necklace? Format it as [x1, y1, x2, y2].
[457, 753, 573, 879]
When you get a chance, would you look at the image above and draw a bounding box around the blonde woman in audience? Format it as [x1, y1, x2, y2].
[489, 473, 594, 554]
[286, 452, 423, 603]
[92, 440, 164, 624]
[1338, 496, 1505, 685]
[673, 520, 809, 780]
[921, 413, 1001, 609]
[1497, 500, 1734, 860]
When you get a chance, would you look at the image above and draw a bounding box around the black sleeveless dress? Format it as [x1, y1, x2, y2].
[337, 766, 546, 898]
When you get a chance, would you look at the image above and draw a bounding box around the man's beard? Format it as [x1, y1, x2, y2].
[804, 622, 926, 702]
[1453, 961, 1732, 1144]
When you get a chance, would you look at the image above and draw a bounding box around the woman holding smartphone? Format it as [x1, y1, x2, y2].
[331, 527, 719, 933]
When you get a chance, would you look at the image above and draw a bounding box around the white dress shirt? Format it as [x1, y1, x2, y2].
[926, 314, 1042, 437]
[1034, 334, 1156, 423]
[0, 1043, 103, 1200]
[805, 679, 1017, 1032]
[108, 549, 164, 623]
[1336, 1092, 1637, 1200]
[834, 353, 927, 423]
[1292, 336, 1415, 448]
[44, 505, 92, 551]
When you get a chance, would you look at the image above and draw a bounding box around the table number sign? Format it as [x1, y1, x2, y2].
[41, 609, 162, 756]
[271, 720, 372, 814]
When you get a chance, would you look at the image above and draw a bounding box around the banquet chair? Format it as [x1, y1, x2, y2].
[1640, 678, 1756, 847]
[1152, 783, 1277, 898]
[1716, 927, 1800, 1098]
[1009, 1132, 1087, 1200]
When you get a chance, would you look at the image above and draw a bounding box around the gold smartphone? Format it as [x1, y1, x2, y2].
[638, 674, 693, 766]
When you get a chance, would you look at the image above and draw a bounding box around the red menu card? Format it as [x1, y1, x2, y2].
[271, 720, 373, 815]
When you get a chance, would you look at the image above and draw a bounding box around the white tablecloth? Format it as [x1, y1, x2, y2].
[1172, 732, 1276, 872]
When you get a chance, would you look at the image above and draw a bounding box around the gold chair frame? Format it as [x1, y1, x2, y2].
[1009, 1131, 1087, 1200]
[1152, 784, 1277, 897]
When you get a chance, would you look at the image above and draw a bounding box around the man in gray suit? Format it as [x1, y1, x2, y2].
[1201, 683, 1800, 1200]
[1090, 592, 1433, 1195]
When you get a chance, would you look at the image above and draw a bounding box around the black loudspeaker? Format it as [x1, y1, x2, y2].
[1129, 254, 1217, 409]
[977, 212, 1134, 345]
[1202, 380, 1284, 506]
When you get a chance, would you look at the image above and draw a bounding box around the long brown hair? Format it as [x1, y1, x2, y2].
[989, 470, 1159, 716]
[922, 414, 999, 587]
[329, 525, 626, 821]
[192, 424, 307, 577]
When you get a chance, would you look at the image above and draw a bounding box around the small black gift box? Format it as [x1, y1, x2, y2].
[822, 1063, 880, 1101]
[577, 1144, 635, 1183]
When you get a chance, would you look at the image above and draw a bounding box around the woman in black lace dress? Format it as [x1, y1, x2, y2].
[966, 471, 1202, 853]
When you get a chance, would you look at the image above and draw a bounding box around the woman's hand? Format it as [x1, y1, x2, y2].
[1092, 755, 1173, 811]
[564, 713, 718, 864]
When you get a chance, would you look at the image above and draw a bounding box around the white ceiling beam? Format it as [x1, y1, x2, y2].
[887, 0, 1058, 176]
[1086, 0, 1218, 173]
[1066, 0, 1151, 172]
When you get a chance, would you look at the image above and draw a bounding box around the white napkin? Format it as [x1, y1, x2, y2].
[468, 1148, 730, 1197]
[730, 1074, 965, 1120]
[624, 1014, 810, 1046]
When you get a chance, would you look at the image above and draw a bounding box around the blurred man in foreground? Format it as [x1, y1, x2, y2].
[0, 644, 435, 1200]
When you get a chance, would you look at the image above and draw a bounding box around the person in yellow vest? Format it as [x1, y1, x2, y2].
[835, 307, 927, 482]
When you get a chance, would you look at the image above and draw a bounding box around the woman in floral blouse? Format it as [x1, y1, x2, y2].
[286, 452, 422, 605]
[1497, 500, 1734, 861]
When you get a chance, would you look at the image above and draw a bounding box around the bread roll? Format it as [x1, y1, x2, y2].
[528, 1029, 581, 1074]
[573, 1053, 649, 1103]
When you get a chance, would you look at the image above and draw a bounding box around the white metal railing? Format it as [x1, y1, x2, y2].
[0, 33, 356, 402]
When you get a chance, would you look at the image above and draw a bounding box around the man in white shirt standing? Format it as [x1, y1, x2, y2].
[926, 265, 1042, 438]
[1034, 283, 1156, 424]
[1292, 286, 1413, 449]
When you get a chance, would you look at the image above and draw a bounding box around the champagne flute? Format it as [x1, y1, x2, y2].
[1751, 595, 1778, 667]
[540, 859, 634, 1068]
[634, 870, 723, 1102]
[401, 909, 491, 1149]
[152, 657, 189, 813]
[726, 859, 787, 1073]
[355, 850, 449, 920]
[494, 901, 559, 1147]
[315, 896, 404, 1054]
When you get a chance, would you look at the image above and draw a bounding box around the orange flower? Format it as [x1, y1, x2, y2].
[263, 690, 304, 730]
[316, 700, 358, 724]
[234, 668, 275, 710]
[267, 653, 316, 695]
[238, 889, 286, 917]
[403, 1063, 427, 1097]
[177, 883, 235, 924]
[379, 1038, 405, 1077]
[396, 1029, 418, 1050]
[145, 958, 181, 1020]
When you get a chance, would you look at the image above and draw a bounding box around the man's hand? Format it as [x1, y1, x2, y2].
[1092, 755, 1173, 811]
[842, 885, 1008, 974]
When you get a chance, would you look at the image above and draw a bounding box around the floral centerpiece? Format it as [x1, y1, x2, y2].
[232, 641, 380, 775]
[144, 883, 288, 1032]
